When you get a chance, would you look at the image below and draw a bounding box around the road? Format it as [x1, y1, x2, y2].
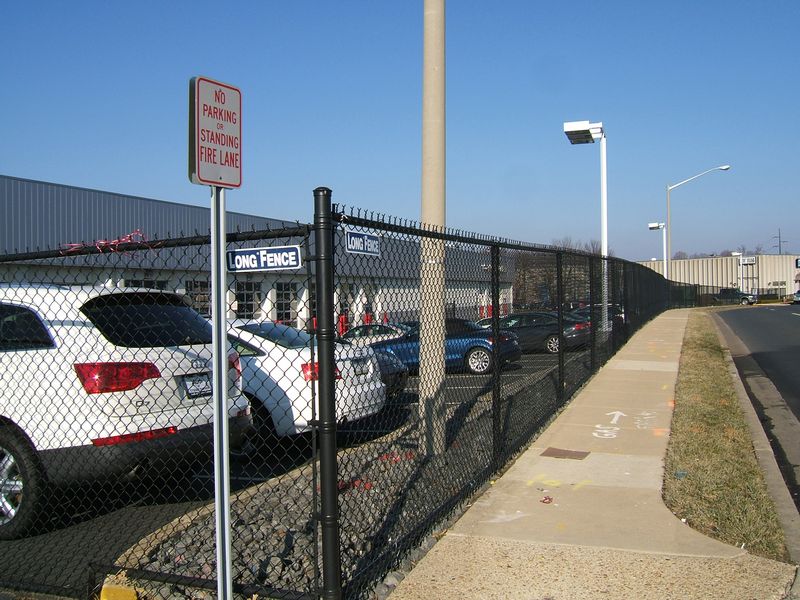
[715, 304, 800, 512]
[716, 304, 800, 420]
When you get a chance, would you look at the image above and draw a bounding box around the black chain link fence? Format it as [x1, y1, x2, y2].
[0, 196, 681, 599]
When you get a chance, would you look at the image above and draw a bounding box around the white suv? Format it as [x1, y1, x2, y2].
[0, 284, 251, 539]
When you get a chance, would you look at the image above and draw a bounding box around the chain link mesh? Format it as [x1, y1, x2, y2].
[0, 210, 675, 599]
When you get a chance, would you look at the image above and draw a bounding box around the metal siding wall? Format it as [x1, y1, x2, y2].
[758, 255, 800, 292]
[638, 255, 800, 294]
[1, 175, 287, 252]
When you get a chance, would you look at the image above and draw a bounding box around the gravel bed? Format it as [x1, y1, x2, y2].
[116, 366, 564, 599]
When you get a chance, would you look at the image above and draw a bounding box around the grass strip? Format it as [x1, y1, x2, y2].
[662, 308, 790, 562]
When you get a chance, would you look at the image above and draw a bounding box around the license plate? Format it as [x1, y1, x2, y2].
[183, 373, 212, 398]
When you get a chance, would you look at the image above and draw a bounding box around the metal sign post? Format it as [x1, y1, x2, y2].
[210, 184, 232, 600]
[189, 75, 242, 600]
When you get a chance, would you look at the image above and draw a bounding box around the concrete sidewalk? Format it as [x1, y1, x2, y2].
[390, 309, 799, 600]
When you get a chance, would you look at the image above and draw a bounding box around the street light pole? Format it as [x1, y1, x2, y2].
[665, 165, 730, 279]
[564, 120, 608, 334]
[648, 222, 666, 276]
[600, 132, 608, 259]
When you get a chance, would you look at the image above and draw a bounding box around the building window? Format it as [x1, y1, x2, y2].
[235, 281, 262, 319]
[275, 282, 298, 326]
[185, 279, 211, 317]
[306, 281, 316, 316]
[125, 278, 168, 290]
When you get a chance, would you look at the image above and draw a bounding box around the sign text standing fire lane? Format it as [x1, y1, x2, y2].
[189, 77, 242, 188]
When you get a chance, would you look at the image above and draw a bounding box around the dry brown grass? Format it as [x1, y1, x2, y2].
[662, 309, 790, 562]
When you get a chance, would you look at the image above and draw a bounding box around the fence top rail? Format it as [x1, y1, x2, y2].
[334, 204, 614, 262]
[0, 225, 313, 264]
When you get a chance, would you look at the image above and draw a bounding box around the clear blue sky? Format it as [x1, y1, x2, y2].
[3, 1, 798, 261]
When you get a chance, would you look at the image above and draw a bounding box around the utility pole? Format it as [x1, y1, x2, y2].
[418, 0, 446, 456]
[773, 228, 788, 255]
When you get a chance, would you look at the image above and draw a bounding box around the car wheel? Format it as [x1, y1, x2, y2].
[466, 347, 493, 375]
[545, 335, 560, 354]
[247, 398, 279, 440]
[0, 424, 46, 540]
[740, 298, 750, 305]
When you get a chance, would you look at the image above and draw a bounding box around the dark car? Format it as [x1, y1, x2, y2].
[713, 288, 758, 305]
[370, 318, 521, 375]
[488, 311, 590, 354]
[373, 349, 409, 399]
[569, 304, 626, 330]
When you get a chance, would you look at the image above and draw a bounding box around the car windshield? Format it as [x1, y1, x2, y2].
[238, 321, 311, 349]
[81, 292, 212, 347]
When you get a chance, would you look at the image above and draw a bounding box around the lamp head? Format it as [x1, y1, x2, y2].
[648, 222, 665, 230]
[719, 165, 731, 171]
[564, 120, 604, 144]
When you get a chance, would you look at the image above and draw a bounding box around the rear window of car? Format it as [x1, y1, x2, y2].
[0, 304, 54, 351]
[238, 322, 311, 349]
[81, 292, 212, 348]
[444, 319, 483, 335]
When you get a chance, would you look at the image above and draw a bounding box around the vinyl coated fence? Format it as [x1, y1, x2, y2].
[0, 189, 677, 599]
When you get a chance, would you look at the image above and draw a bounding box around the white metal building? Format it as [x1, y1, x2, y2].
[639, 254, 800, 296]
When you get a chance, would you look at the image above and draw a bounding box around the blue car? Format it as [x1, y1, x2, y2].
[370, 318, 521, 375]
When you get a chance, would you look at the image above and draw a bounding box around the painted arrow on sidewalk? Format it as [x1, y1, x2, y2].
[606, 411, 627, 424]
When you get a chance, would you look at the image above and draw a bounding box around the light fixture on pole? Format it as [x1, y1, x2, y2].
[648, 222, 666, 277]
[666, 165, 730, 279]
[564, 120, 609, 334]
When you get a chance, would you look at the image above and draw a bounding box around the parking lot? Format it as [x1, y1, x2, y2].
[0, 348, 580, 596]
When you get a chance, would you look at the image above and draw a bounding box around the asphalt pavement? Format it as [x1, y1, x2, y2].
[390, 308, 800, 600]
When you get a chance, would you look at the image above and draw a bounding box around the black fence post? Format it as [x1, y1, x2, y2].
[556, 252, 565, 405]
[490, 243, 502, 468]
[588, 256, 596, 371]
[313, 187, 342, 600]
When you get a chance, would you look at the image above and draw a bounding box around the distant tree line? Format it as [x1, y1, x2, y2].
[671, 244, 764, 260]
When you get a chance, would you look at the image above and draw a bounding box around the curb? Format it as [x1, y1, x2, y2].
[710, 313, 800, 600]
[711, 313, 800, 563]
[99, 584, 137, 600]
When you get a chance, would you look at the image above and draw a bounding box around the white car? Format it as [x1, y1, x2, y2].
[339, 322, 413, 346]
[228, 320, 386, 438]
[0, 284, 251, 539]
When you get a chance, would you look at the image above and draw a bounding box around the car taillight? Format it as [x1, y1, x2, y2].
[74, 362, 161, 394]
[302, 362, 342, 381]
[228, 352, 242, 378]
[92, 426, 177, 446]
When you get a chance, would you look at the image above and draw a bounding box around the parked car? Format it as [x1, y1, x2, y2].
[488, 311, 590, 354]
[227, 320, 386, 438]
[0, 284, 251, 539]
[792, 291, 800, 304]
[370, 318, 521, 375]
[340, 322, 414, 346]
[373, 349, 409, 399]
[713, 288, 758, 305]
[568, 304, 626, 332]
[477, 310, 555, 328]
